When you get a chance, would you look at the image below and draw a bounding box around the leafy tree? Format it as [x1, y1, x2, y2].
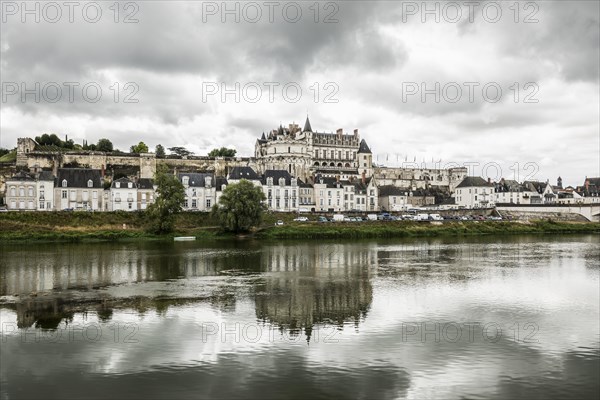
[0, 148, 9, 157]
[208, 147, 237, 157]
[146, 165, 185, 234]
[96, 138, 114, 152]
[168, 146, 193, 157]
[212, 179, 266, 233]
[130, 141, 149, 154]
[155, 144, 166, 158]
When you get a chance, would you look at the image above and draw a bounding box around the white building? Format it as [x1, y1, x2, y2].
[55, 168, 104, 211]
[137, 178, 155, 210]
[179, 172, 217, 211]
[109, 177, 138, 211]
[261, 170, 299, 212]
[454, 177, 495, 208]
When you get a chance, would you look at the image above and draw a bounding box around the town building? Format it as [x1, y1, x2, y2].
[54, 168, 104, 211]
[179, 172, 218, 211]
[137, 178, 155, 210]
[454, 177, 495, 208]
[4, 171, 55, 211]
[261, 170, 299, 212]
[109, 177, 138, 211]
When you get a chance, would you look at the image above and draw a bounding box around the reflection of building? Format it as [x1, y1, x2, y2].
[255, 244, 375, 340]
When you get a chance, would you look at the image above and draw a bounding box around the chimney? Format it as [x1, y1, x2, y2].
[101, 164, 105, 178]
[488, 177, 491, 183]
[336, 175, 340, 183]
[354, 129, 358, 137]
[336, 128, 343, 138]
[362, 171, 366, 184]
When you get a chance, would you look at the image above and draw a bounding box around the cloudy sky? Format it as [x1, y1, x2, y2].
[1, 1, 598, 186]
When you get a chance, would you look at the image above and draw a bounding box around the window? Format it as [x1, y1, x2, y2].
[93, 191, 97, 199]
[182, 177, 189, 185]
[128, 202, 132, 209]
[288, 146, 291, 153]
[70, 190, 76, 201]
[62, 179, 67, 188]
[128, 182, 133, 189]
[28, 187, 34, 197]
[279, 178, 285, 186]
[62, 190, 67, 199]
[192, 199, 197, 208]
[267, 177, 273, 186]
[19, 187, 25, 197]
[184, 199, 188, 208]
[115, 182, 120, 188]
[205, 176, 212, 188]
[10, 200, 16, 209]
[9, 187, 15, 196]
[206, 199, 211, 208]
[88, 180, 94, 188]
[39, 201, 45, 209]
[39, 190, 44, 200]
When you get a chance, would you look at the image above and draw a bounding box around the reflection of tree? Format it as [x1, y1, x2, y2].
[255, 243, 374, 340]
[1, 241, 263, 296]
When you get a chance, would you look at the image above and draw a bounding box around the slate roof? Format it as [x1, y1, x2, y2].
[38, 171, 55, 181]
[56, 168, 103, 188]
[379, 185, 410, 197]
[357, 139, 372, 154]
[261, 170, 295, 185]
[215, 177, 228, 191]
[138, 178, 155, 190]
[111, 177, 136, 189]
[523, 181, 548, 194]
[456, 176, 493, 188]
[178, 173, 215, 187]
[8, 171, 35, 181]
[303, 116, 313, 132]
[228, 166, 260, 180]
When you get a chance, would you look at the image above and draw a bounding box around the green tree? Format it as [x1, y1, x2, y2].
[0, 148, 9, 157]
[212, 179, 266, 233]
[168, 146, 193, 157]
[208, 147, 237, 157]
[130, 141, 149, 154]
[155, 144, 166, 158]
[97, 138, 114, 152]
[146, 165, 185, 234]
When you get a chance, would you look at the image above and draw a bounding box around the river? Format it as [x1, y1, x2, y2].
[1, 235, 598, 399]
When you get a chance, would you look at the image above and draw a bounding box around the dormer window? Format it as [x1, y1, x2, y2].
[115, 182, 120, 188]
[128, 182, 133, 189]
[87, 179, 93, 188]
[291, 178, 297, 187]
[267, 177, 273, 186]
[62, 179, 67, 188]
[182, 176, 189, 185]
[205, 176, 212, 188]
[279, 178, 285, 186]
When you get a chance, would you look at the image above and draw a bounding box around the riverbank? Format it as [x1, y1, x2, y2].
[0, 211, 598, 242]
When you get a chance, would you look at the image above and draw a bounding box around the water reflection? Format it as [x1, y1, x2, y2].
[1, 235, 598, 400]
[255, 243, 374, 340]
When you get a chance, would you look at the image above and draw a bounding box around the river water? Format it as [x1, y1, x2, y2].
[1, 235, 598, 399]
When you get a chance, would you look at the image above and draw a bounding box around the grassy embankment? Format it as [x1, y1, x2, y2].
[0, 211, 598, 242]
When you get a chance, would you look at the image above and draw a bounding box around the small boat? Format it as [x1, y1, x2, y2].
[174, 236, 196, 241]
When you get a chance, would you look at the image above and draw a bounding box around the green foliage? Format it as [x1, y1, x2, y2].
[0, 150, 16, 163]
[146, 165, 185, 234]
[96, 138, 114, 152]
[208, 147, 237, 157]
[155, 144, 166, 158]
[212, 179, 266, 233]
[35, 133, 74, 149]
[0, 148, 10, 157]
[168, 146, 193, 157]
[130, 141, 149, 154]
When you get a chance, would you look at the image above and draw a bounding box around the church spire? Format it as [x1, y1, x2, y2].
[303, 115, 313, 132]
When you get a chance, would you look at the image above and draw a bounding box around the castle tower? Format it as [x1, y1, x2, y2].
[357, 139, 373, 177]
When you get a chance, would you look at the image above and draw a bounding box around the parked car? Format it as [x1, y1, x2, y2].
[293, 216, 309, 222]
[275, 220, 284, 226]
[428, 214, 444, 221]
[318, 216, 328, 223]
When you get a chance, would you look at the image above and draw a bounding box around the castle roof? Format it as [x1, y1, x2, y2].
[303, 116, 313, 132]
[357, 139, 371, 154]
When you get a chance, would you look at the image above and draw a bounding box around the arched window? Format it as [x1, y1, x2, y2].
[345, 163, 350, 168]
[322, 162, 327, 167]
[337, 163, 342, 167]
[329, 162, 335, 167]
[88, 179, 93, 188]
[62, 179, 67, 188]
